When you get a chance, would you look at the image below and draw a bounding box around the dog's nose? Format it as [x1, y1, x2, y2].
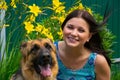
[40, 52, 52, 66]
[42, 52, 50, 60]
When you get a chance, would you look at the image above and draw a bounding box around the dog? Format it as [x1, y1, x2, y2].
[10, 38, 58, 80]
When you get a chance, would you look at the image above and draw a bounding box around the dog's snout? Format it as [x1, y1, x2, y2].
[42, 52, 50, 59]
[39, 52, 52, 66]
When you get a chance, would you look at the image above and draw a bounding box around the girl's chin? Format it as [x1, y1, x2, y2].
[66, 41, 79, 47]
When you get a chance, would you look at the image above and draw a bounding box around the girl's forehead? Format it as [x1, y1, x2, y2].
[66, 18, 90, 28]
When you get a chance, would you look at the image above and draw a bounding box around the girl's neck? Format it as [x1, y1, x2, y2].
[60, 41, 90, 58]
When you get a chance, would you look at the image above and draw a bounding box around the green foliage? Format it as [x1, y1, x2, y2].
[111, 71, 120, 80]
[100, 28, 116, 55]
[40, 17, 62, 40]
[0, 34, 22, 80]
[94, 13, 116, 56]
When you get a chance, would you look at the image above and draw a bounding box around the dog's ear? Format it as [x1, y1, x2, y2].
[20, 42, 27, 48]
[20, 42, 27, 56]
[47, 38, 53, 43]
[46, 38, 56, 51]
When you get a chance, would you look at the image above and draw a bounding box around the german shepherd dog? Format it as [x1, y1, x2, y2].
[10, 38, 58, 80]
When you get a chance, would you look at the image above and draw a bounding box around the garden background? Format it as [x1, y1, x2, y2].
[0, 0, 120, 80]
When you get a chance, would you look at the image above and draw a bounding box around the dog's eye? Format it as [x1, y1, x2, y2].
[31, 44, 40, 51]
[44, 43, 52, 50]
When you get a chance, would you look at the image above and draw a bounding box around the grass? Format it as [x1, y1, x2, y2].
[112, 73, 120, 80]
[111, 63, 120, 80]
[0, 30, 22, 80]
[0, 43, 21, 80]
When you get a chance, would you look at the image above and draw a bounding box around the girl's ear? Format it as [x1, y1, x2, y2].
[87, 33, 93, 42]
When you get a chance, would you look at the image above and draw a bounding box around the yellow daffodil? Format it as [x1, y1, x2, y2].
[35, 24, 44, 32]
[0, 24, 9, 28]
[52, 0, 62, 8]
[51, 16, 65, 23]
[0, 1, 8, 10]
[46, 33, 54, 41]
[58, 16, 65, 23]
[3, 24, 9, 27]
[52, 0, 65, 14]
[28, 4, 42, 16]
[55, 6, 65, 14]
[10, 0, 17, 8]
[41, 27, 49, 35]
[24, 21, 34, 34]
[40, 27, 54, 40]
[57, 28, 63, 39]
[78, 3, 84, 10]
[86, 7, 93, 15]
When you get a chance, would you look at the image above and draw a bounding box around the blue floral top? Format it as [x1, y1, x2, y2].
[54, 41, 97, 80]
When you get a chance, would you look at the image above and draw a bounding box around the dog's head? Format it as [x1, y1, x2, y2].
[20, 38, 57, 77]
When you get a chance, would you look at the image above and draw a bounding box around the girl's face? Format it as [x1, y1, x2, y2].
[63, 17, 92, 48]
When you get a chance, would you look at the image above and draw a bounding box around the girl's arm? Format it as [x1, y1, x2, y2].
[95, 54, 111, 80]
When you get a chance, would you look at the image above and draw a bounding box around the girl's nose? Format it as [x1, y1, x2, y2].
[71, 29, 78, 36]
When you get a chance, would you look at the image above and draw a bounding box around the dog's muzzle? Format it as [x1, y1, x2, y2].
[39, 52, 52, 66]
[34, 50, 53, 77]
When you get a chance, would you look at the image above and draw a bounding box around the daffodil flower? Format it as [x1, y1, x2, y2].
[24, 21, 34, 34]
[57, 28, 63, 39]
[35, 24, 44, 32]
[0, 1, 8, 10]
[78, 3, 84, 10]
[86, 7, 93, 15]
[28, 4, 42, 16]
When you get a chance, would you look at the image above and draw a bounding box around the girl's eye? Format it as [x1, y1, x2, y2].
[78, 28, 85, 33]
[67, 25, 73, 29]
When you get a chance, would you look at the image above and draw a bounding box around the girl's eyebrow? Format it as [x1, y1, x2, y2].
[67, 23, 86, 29]
[67, 23, 72, 25]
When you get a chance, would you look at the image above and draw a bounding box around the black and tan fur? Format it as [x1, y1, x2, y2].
[10, 38, 58, 80]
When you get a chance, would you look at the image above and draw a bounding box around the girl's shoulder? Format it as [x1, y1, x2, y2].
[95, 54, 111, 79]
[95, 54, 108, 65]
[95, 54, 110, 73]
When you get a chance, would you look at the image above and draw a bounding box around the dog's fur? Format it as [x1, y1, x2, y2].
[10, 38, 58, 80]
